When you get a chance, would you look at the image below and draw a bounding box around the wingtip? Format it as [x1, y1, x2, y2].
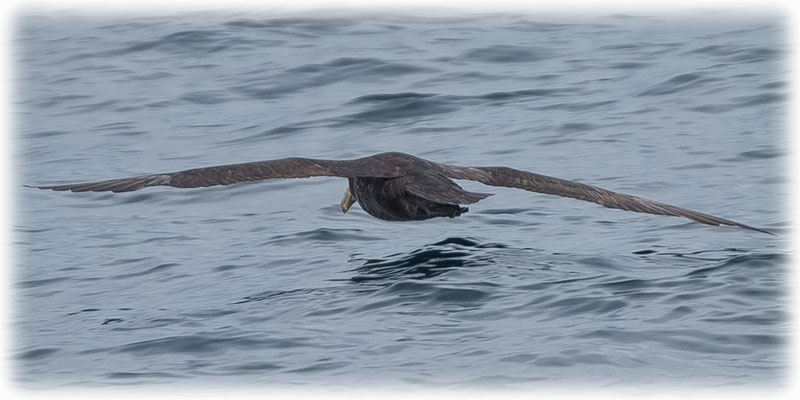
[757, 227, 777, 236]
[736, 223, 776, 236]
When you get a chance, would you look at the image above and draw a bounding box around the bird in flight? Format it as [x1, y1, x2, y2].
[28, 151, 772, 235]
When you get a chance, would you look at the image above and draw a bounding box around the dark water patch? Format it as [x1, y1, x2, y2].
[121, 29, 244, 55]
[689, 44, 748, 56]
[637, 73, 715, 96]
[130, 71, 174, 81]
[116, 192, 161, 204]
[304, 306, 349, 317]
[473, 88, 561, 101]
[599, 43, 647, 51]
[694, 92, 787, 113]
[457, 45, 553, 63]
[111, 263, 180, 279]
[701, 309, 786, 325]
[67, 308, 100, 315]
[544, 297, 628, 317]
[349, 92, 437, 104]
[213, 263, 252, 272]
[505, 20, 573, 32]
[233, 287, 326, 305]
[556, 122, 596, 134]
[336, 96, 457, 124]
[180, 90, 229, 105]
[477, 208, 530, 215]
[228, 361, 284, 372]
[182, 309, 239, 319]
[351, 249, 476, 282]
[17, 276, 70, 288]
[429, 286, 491, 304]
[632, 249, 657, 255]
[581, 329, 781, 355]
[264, 228, 382, 245]
[729, 47, 780, 63]
[734, 287, 781, 299]
[685, 253, 783, 278]
[63, 29, 247, 62]
[34, 94, 92, 108]
[688, 44, 779, 63]
[532, 100, 616, 112]
[576, 256, 626, 271]
[106, 371, 184, 380]
[593, 278, 651, 292]
[608, 62, 652, 69]
[644, 305, 693, 323]
[219, 124, 310, 144]
[416, 70, 509, 84]
[239, 57, 432, 99]
[113, 334, 307, 355]
[721, 147, 784, 162]
[349, 237, 506, 283]
[287, 57, 430, 76]
[65, 99, 119, 114]
[500, 353, 537, 363]
[91, 121, 137, 131]
[339, 88, 566, 124]
[108, 317, 188, 332]
[288, 361, 349, 374]
[731, 92, 784, 107]
[225, 17, 359, 37]
[138, 235, 200, 244]
[16, 348, 59, 361]
[14, 226, 53, 234]
[145, 100, 175, 108]
[434, 237, 508, 249]
[110, 129, 148, 137]
[655, 248, 748, 261]
[350, 88, 561, 107]
[534, 357, 572, 367]
[96, 256, 152, 267]
[483, 217, 531, 226]
[668, 163, 715, 170]
[404, 125, 466, 134]
[759, 81, 785, 90]
[535, 353, 614, 368]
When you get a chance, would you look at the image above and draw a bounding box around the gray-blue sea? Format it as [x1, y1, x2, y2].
[12, 10, 789, 389]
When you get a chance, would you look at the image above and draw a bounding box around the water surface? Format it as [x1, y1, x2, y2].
[13, 10, 788, 389]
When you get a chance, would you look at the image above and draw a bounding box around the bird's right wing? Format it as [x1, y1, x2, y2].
[438, 164, 773, 235]
[28, 157, 400, 193]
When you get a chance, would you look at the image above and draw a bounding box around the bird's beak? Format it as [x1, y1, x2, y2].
[340, 188, 356, 214]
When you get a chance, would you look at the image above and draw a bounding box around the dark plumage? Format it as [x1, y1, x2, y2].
[28, 151, 772, 234]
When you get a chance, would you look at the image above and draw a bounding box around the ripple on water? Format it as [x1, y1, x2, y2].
[457, 45, 554, 63]
[348, 237, 507, 282]
[104, 335, 309, 356]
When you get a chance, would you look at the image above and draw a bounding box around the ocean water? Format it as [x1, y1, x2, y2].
[12, 10, 789, 389]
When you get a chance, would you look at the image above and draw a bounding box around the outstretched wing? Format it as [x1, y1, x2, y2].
[28, 157, 401, 193]
[438, 164, 773, 235]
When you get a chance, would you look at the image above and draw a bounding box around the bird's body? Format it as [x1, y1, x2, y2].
[29, 151, 772, 235]
[347, 176, 477, 221]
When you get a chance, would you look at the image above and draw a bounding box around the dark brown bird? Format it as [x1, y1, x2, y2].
[28, 151, 772, 234]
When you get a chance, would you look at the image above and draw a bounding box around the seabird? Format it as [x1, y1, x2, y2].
[28, 151, 772, 234]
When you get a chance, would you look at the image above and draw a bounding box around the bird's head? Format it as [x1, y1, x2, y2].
[340, 187, 356, 214]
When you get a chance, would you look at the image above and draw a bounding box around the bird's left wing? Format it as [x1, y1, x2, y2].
[437, 163, 773, 235]
[28, 157, 394, 193]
